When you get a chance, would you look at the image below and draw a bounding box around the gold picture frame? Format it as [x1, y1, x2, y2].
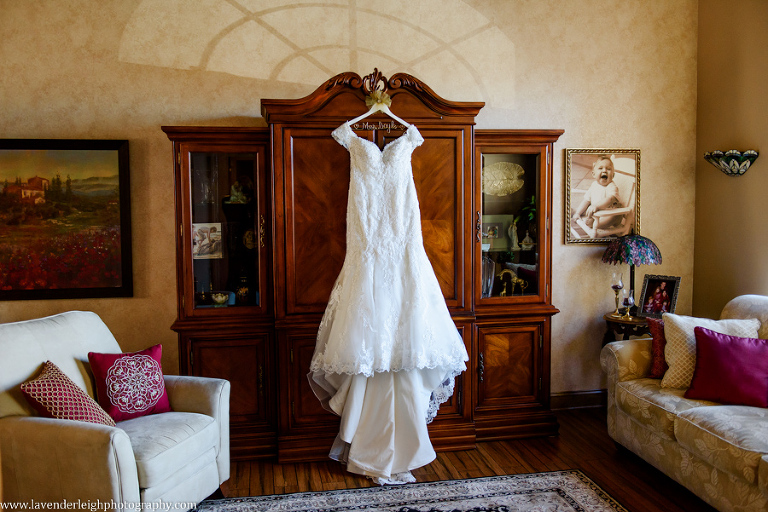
[565, 148, 640, 244]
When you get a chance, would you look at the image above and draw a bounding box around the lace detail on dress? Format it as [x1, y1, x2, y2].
[331, 122, 353, 148]
[426, 368, 463, 424]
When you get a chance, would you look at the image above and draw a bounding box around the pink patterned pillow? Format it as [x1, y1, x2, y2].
[647, 317, 668, 379]
[88, 344, 172, 422]
[20, 361, 116, 426]
[684, 327, 768, 407]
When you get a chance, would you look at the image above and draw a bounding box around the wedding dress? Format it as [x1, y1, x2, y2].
[308, 121, 469, 484]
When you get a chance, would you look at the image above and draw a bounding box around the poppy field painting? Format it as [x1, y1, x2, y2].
[0, 139, 132, 300]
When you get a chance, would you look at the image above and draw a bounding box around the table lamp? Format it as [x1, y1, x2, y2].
[601, 233, 662, 318]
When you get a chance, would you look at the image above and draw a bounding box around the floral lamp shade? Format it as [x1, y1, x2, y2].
[602, 234, 662, 267]
[602, 234, 662, 311]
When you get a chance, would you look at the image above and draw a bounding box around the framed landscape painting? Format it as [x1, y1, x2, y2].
[0, 139, 132, 300]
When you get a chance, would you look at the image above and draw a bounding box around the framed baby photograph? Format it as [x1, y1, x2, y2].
[565, 148, 640, 244]
[637, 274, 681, 318]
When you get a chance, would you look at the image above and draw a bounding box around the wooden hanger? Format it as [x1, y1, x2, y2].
[347, 91, 410, 128]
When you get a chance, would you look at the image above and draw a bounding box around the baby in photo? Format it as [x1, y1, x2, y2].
[572, 155, 622, 228]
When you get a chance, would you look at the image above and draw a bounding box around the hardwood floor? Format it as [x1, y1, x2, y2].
[220, 407, 716, 512]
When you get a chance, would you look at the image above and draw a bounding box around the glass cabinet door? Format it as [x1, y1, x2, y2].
[182, 145, 268, 316]
[476, 145, 544, 305]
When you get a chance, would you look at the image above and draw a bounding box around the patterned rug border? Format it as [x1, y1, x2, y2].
[197, 469, 629, 512]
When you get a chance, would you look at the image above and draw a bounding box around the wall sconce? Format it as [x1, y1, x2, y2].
[704, 149, 759, 176]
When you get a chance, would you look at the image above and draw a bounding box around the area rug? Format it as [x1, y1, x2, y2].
[196, 470, 628, 512]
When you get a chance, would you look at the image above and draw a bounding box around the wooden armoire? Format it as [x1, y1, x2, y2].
[164, 70, 563, 462]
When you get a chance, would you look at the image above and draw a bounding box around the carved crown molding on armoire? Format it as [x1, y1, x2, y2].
[261, 68, 484, 125]
[166, 69, 563, 462]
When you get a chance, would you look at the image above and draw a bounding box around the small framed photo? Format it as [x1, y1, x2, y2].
[483, 222, 502, 239]
[566, 148, 640, 244]
[0, 139, 132, 300]
[637, 275, 681, 318]
[192, 222, 223, 259]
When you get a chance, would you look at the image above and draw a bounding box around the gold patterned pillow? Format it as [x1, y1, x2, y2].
[661, 313, 760, 389]
[20, 361, 116, 426]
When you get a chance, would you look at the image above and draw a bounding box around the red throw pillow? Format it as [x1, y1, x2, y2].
[88, 344, 172, 422]
[20, 361, 116, 426]
[684, 327, 768, 407]
[647, 317, 668, 379]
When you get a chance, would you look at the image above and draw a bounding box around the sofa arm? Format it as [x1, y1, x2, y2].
[600, 338, 652, 441]
[164, 375, 230, 484]
[0, 416, 139, 505]
[600, 338, 653, 383]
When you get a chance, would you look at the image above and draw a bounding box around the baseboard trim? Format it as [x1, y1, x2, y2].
[551, 389, 607, 410]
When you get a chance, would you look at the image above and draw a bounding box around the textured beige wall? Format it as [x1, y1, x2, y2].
[694, 0, 768, 319]
[0, 0, 697, 394]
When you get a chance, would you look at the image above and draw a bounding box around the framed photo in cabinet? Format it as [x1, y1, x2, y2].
[192, 222, 223, 259]
[0, 139, 132, 300]
[566, 148, 640, 244]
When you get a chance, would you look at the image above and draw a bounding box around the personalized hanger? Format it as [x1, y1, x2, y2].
[347, 90, 410, 128]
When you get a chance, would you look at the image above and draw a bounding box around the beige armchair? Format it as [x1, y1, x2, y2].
[0, 311, 230, 509]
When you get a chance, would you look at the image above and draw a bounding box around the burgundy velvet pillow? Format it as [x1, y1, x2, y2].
[647, 317, 668, 379]
[684, 327, 768, 407]
[88, 344, 172, 422]
[20, 361, 116, 426]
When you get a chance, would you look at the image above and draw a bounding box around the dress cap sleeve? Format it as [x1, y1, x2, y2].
[332, 122, 353, 148]
[406, 125, 424, 148]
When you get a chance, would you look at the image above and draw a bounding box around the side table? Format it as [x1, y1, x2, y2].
[603, 313, 650, 346]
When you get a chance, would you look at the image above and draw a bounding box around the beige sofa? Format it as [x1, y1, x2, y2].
[601, 294, 768, 512]
[0, 311, 230, 509]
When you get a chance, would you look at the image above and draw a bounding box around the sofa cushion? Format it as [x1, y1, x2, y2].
[661, 314, 760, 389]
[118, 411, 217, 488]
[675, 406, 768, 485]
[685, 327, 768, 407]
[20, 361, 115, 427]
[616, 378, 714, 440]
[89, 344, 172, 422]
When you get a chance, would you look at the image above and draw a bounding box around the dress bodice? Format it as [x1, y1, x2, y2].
[332, 122, 425, 258]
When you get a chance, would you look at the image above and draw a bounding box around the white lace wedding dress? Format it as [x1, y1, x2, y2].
[308, 121, 469, 484]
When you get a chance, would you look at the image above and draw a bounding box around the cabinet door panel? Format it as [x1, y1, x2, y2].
[285, 331, 339, 432]
[176, 141, 270, 318]
[431, 322, 469, 419]
[473, 130, 564, 311]
[383, 128, 467, 310]
[475, 323, 541, 410]
[282, 128, 352, 314]
[414, 135, 460, 306]
[190, 334, 272, 427]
